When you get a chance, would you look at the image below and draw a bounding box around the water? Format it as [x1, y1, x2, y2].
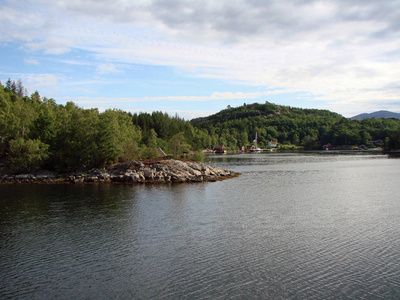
[1, 152, 400, 299]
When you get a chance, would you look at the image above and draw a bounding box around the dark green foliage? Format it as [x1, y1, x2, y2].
[191, 102, 400, 150]
[1, 81, 142, 173]
[385, 130, 400, 150]
[8, 138, 49, 173]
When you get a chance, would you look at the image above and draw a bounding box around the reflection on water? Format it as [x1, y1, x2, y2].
[1, 153, 400, 299]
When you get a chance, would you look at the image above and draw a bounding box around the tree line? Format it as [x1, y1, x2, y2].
[1, 80, 400, 174]
[0, 80, 204, 173]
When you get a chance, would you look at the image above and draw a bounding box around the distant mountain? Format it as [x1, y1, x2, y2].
[350, 110, 400, 120]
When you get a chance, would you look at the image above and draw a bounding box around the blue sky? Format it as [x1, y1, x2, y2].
[1, 0, 400, 120]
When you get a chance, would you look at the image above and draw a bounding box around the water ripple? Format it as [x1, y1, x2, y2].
[1, 155, 400, 299]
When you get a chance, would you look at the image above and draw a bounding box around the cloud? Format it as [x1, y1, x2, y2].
[24, 58, 40, 65]
[50, 0, 400, 44]
[26, 36, 74, 54]
[97, 63, 124, 74]
[60, 89, 291, 104]
[1, 0, 400, 117]
[0, 5, 47, 42]
[27, 74, 59, 88]
[75, 87, 97, 95]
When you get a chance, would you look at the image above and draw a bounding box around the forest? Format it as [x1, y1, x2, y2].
[1, 79, 400, 174]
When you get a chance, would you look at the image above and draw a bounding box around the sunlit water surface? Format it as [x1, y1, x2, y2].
[1, 152, 400, 299]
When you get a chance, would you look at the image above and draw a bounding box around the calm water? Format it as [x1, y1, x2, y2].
[1, 152, 400, 299]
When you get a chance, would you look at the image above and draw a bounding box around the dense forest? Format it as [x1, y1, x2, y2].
[0, 80, 209, 174]
[1, 79, 400, 174]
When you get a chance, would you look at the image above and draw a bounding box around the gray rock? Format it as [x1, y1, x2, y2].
[0, 159, 238, 184]
[35, 170, 56, 179]
[15, 174, 33, 179]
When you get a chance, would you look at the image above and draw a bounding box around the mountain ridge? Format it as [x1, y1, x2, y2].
[350, 110, 400, 120]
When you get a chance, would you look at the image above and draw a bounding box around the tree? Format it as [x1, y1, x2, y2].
[16, 79, 25, 97]
[147, 128, 158, 148]
[168, 132, 191, 157]
[360, 130, 372, 146]
[115, 110, 141, 161]
[97, 109, 121, 165]
[31, 91, 41, 103]
[8, 138, 49, 173]
[141, 129, 159, 159]
[30, 113, 56, 144]
[302, 135, 318, 150]
[5, 79, 14, 92]
[48, 103, 100, 171]
[292, 133, 300, 145]
[385, 130, 400, 150]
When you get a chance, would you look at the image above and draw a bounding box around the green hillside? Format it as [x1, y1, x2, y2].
[191, 102, 400, 150]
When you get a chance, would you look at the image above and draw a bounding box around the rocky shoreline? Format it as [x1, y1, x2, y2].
[0, 159, 240, 184]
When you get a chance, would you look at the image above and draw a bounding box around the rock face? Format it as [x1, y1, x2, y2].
[0, 159, 240, 184]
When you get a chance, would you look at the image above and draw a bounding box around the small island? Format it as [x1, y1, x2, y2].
[1, 159, 240, 184]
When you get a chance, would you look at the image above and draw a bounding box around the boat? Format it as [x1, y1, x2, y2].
[202, 148, 215, 154]
[213, 145, 227, 154]
[249, 132, 262, 152]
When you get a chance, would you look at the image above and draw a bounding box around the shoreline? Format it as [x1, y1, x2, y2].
[0, 159, 240, 184]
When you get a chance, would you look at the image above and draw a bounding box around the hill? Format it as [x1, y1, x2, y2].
[350, 110, 400, 120]
[191, 102, 400, 150]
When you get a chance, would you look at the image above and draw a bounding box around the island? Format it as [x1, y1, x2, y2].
[0, 159, 240, 184]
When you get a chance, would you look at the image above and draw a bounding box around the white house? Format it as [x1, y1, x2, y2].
[268, 141, 277, 147]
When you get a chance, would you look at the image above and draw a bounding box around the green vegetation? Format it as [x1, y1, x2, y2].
[192, 102, 400, 150]
[385, 130, 400, 151]
[1, 80, 400, 174]
[0, 80, 205, 173]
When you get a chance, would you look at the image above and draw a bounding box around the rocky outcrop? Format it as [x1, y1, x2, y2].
[0, 159, 240, 184]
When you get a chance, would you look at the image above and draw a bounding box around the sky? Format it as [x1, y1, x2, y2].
[1, 0, 400, 120]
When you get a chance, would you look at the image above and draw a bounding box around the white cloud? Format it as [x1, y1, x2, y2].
[24, 58, 40, 65]
[26, 36, 74, 54]
[60, 89, 291, 104]
[0, 5, 47, 42]
[27, 74, 59, 88]
[1, 0, 400, 116]
[97, 63, 124, 74]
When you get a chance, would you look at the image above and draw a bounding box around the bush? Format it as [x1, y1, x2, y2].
[190, 151, 205, 162]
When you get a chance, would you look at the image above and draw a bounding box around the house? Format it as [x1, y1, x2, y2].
[268, 141, 277, 147]
[213, 145, 226, 154]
